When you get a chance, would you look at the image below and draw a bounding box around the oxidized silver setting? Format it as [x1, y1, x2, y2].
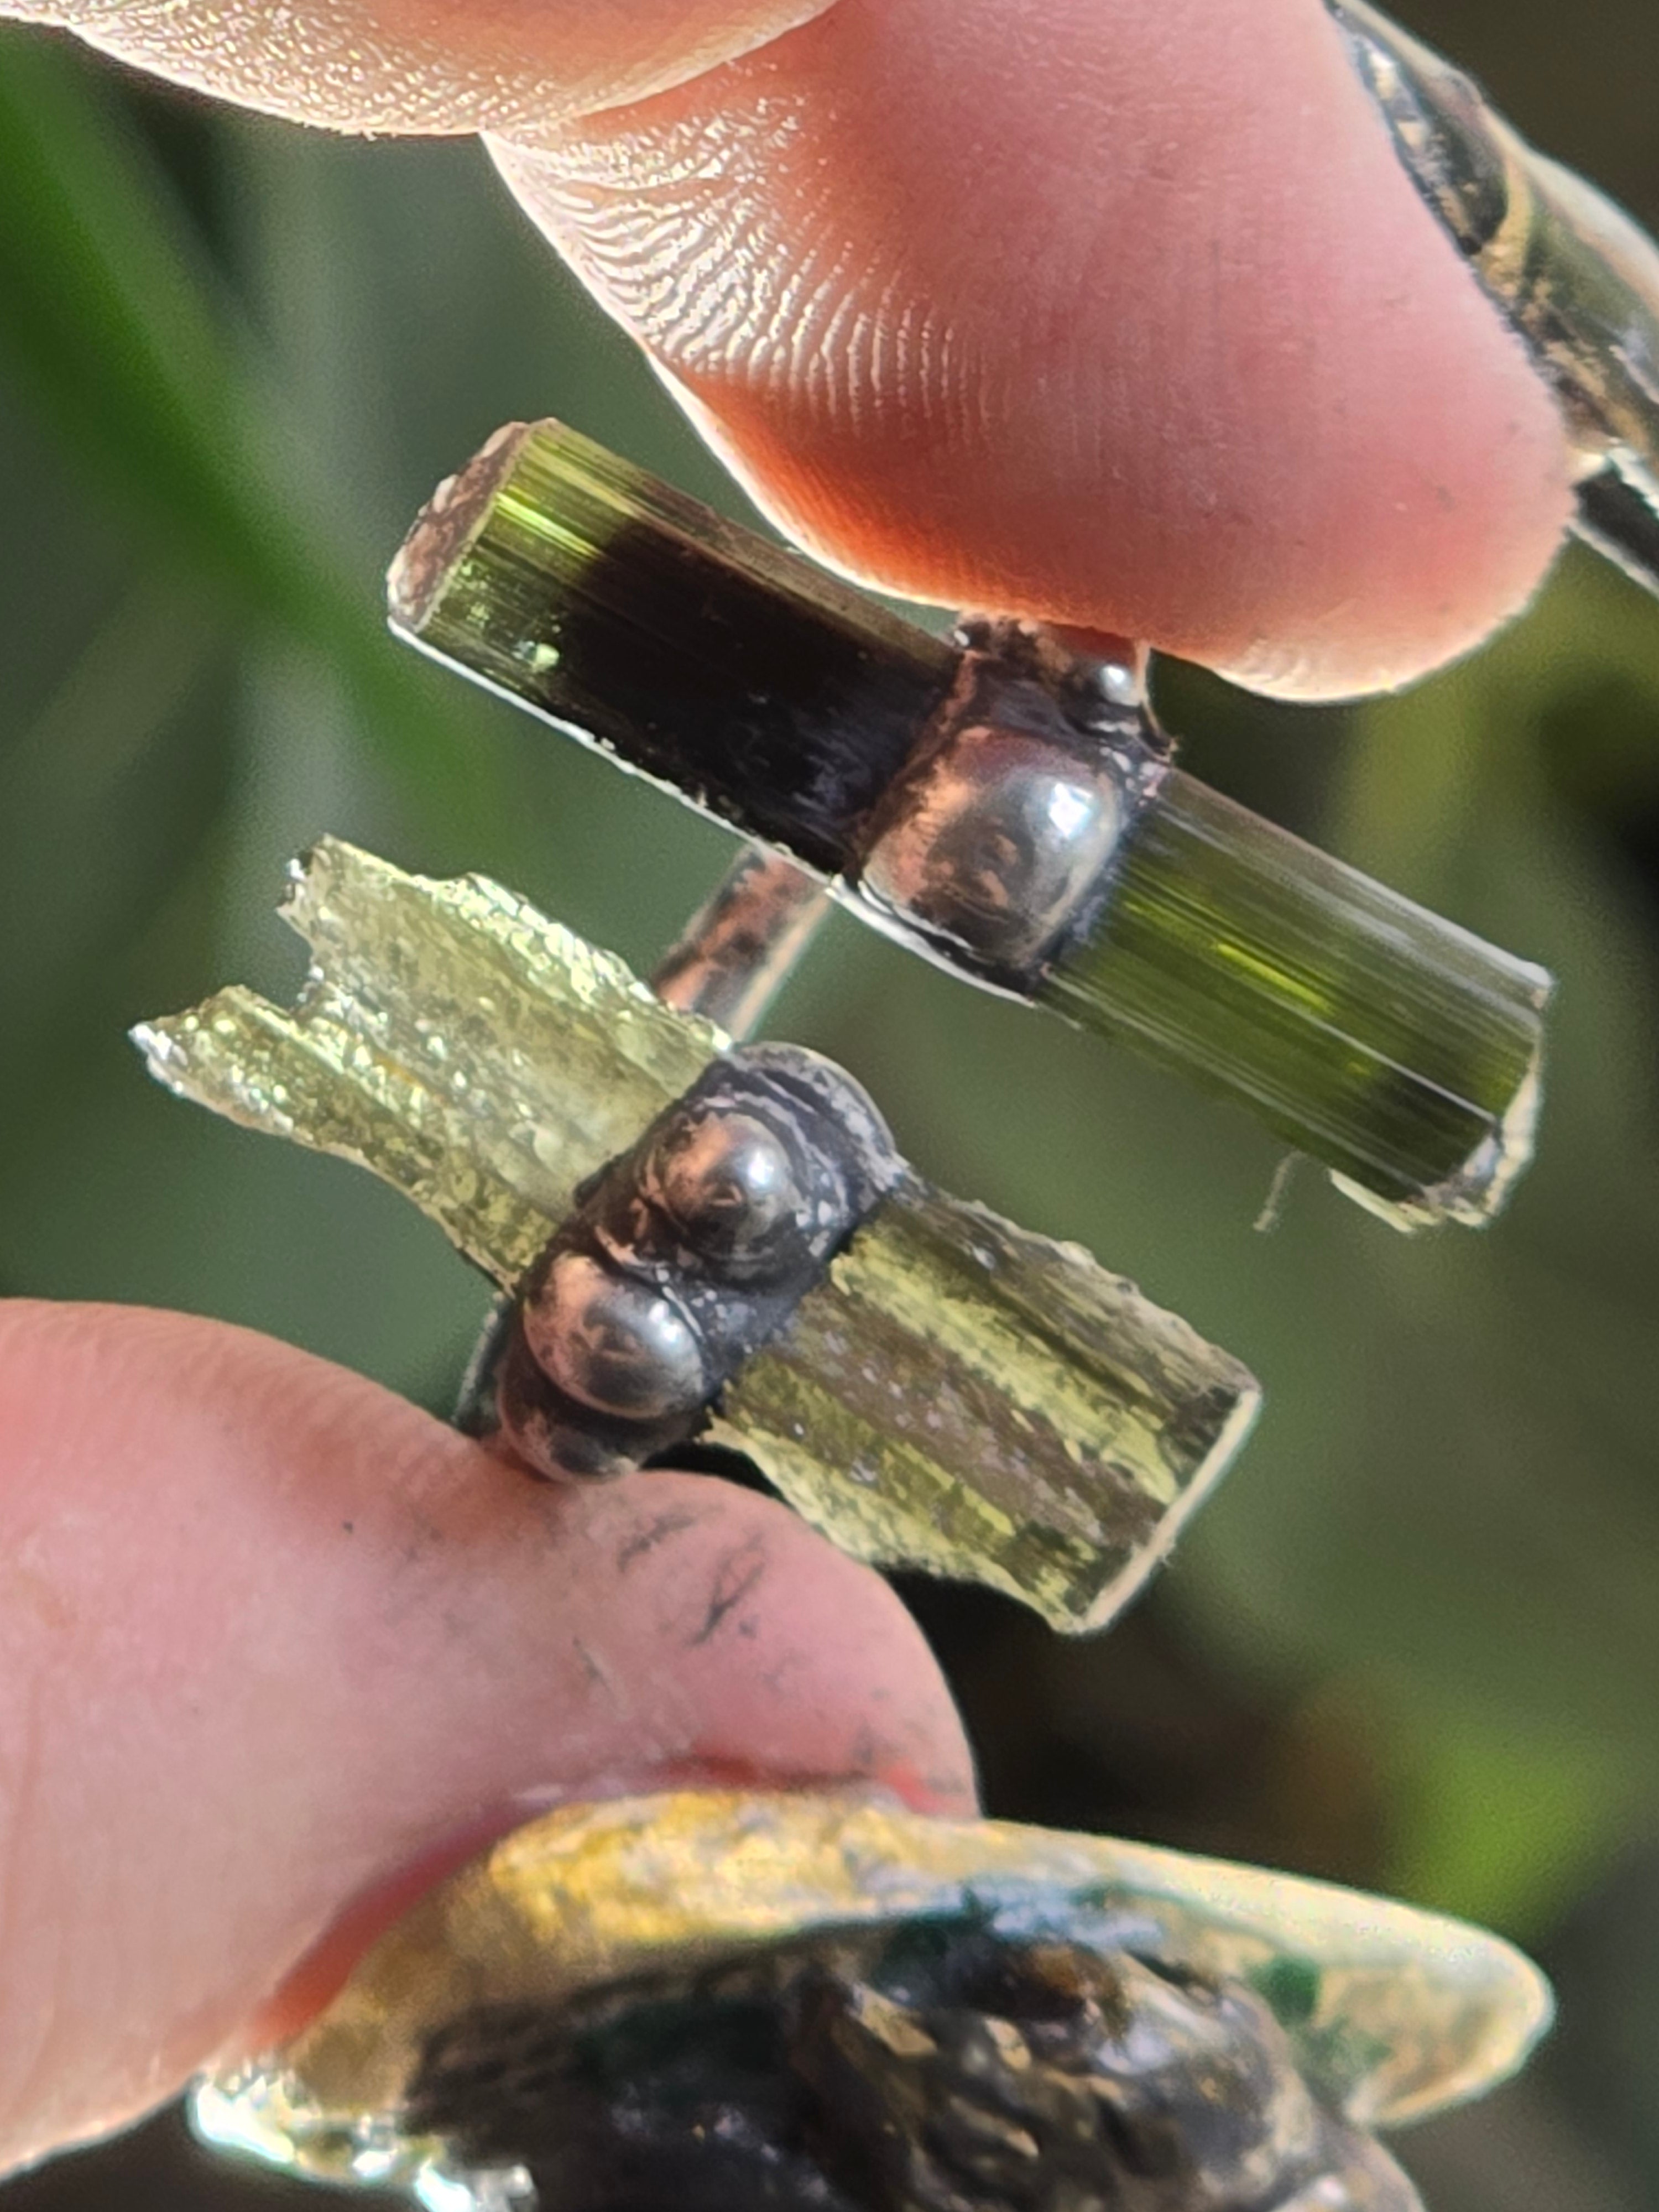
[497, 1045, 904, 1480]
[854, 619, 1169, 991]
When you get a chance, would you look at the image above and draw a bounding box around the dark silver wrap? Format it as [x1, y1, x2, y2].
[853, 619, 1170, 992]
[498, 1045, 904, 1480]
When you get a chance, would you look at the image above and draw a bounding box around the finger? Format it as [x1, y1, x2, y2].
[0, 0, 832, 132]
[495, 0, 1573, 698]
[0, 0, 1578, 697]
[0, 1300, 974, 2173]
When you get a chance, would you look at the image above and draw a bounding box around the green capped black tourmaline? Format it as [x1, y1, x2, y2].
[389, 419, 1551, 1232]
[392, 421, 956, 875]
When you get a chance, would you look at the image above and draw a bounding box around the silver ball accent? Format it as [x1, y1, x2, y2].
[522, 1251, 707, 1420]
[859, 726, 1126, 974]
[644, 1107, 812, 1278]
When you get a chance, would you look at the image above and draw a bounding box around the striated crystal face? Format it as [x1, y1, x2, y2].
[1042, 771, 1550, 1231]
[134, 837, 721, 1285]
[717, 1180, 1258, 1630]
[192, 1791, 1553, 2209]
[389, 419, 1553, 1231]
[135, 839, 1256, 1633]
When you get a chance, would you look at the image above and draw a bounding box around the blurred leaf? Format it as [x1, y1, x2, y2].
[0, 31, 494, 837]
[1384, 1698, 1633, 1933]
[0, 572, 232, 1105]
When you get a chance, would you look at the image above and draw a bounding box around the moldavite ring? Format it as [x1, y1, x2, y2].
[193, 1790, 1554, 2212]
[134, 838, 1260, 1635]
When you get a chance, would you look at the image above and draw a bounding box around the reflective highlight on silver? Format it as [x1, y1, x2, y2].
[650, 845, 830, 1036]
[498, 1044, 904, 1480]
[523, 1251, 708, 1421]
[1330, 0, 1659, 594]
[856, 619, 1167, 989]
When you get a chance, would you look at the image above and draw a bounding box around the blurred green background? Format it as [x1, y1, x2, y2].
[1, 0, 1656, 2204]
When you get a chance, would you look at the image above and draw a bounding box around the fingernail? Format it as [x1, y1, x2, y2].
[1327, 0, 1659, 597]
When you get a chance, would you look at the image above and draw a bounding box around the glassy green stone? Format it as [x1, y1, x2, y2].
[134, 841, 1258, 1634]
[718, 1175, 1257, 1629]
[133, 836, 719, 1281]
[392, 419, 1552, 1229]
[1043, 771, 1551, 1228]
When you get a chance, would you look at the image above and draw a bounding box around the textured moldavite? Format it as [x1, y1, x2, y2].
[389, 418, 1551, 1233]
[135, 839, 1257, 1633]
[194, 1790, 1554, 2212]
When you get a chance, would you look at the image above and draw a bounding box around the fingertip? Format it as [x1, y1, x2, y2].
[0, 1300, 972, 2169]
[503, 0, 1576, 698]
[11, 0, 835, 134]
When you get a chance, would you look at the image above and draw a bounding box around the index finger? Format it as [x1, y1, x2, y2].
[0, 0, 1579, 698]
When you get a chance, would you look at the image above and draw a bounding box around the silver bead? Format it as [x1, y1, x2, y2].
[643, 1107, 811, 1279]
[859, 722, 1128, 977]
[521, 1251, 706, 1420]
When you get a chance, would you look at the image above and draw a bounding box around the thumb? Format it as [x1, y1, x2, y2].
[493, 0, 1573, 700]
[0, 1300, 973, 2175]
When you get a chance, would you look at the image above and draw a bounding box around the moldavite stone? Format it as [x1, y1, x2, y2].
[715, 1184, 1255, 1629]
[193, 1790, 1554, 2210]
[389, 418, 1552, 1232]
[135, 840, 1258, 1634]
[135, 836, 717, 1281]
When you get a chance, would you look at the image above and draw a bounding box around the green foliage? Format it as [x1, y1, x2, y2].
[0, 39, 492, 832]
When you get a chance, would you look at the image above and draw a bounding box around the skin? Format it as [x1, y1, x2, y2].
[2, 0, 1575, 691]
[0, 1302, 974, 2170]
[0, 0, 1598, 2177]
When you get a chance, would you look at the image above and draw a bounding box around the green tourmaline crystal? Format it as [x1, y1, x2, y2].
[1042, 771, 1548, 1228]
[389, 418, 1552, 1232]
[135, 839, 1257, 1634]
